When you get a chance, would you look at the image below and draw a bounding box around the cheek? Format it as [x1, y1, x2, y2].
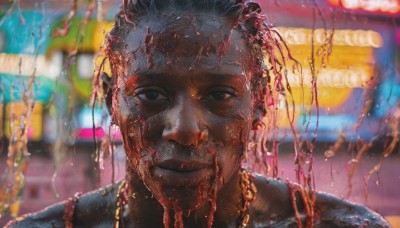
[210, 115, 252, 147]
[218, 95, 253, 146]
[114, 99, 145, 168]
[119, 117, 141, 166]
[116, 109, 161, 172]
[214, 119, 252, 183]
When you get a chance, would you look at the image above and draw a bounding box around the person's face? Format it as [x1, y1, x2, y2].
[112, 12, 256, 211]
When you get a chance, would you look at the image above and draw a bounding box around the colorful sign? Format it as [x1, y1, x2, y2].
[4, 102, 43, 141]
[269, 27, 382, 141]
[327, 0, 400, 14]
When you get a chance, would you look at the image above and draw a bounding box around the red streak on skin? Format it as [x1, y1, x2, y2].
[162, 205, 170, 228]
[144, 26, 154, 69]
[207, 154, 219, 228]
[174, 210, 183, 228]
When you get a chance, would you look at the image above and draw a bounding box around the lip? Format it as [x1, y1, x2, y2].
[153, 159, 212, 186]
[157, 159, 209, 171]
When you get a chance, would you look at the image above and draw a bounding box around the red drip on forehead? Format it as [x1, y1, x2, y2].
[120, 12, 253, 75]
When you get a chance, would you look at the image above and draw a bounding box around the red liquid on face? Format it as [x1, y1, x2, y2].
[100, 2, 363, 227]
[162, 205, 170, 228]
[144, 27, 154, 70]
[174, 210, 183, 228]
[207, 154, 219, 228]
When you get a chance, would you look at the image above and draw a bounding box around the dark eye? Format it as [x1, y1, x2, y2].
[208, 91, 234, 101]
[137, 90, 168, 101]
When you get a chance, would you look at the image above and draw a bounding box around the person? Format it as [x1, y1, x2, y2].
[6, 0, 390, 227]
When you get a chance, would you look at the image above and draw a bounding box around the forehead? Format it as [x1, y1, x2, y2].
[120, 11, 253, 77]
[127, 11, 234, 47]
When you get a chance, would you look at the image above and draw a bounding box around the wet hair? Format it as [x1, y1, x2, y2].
[109, 0, 264, 49]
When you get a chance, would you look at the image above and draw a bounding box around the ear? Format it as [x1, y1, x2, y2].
[102, 72, 114, 115]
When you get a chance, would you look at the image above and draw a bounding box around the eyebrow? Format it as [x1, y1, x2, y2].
[137, 73, 169, 80]
[125, 73, 166, 85]
[132, 72, 247, 83]
[191, 72, 247, 85]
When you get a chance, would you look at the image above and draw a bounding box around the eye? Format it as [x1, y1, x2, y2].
[208, 91, 233, 101]
[136, 89, 168, 101]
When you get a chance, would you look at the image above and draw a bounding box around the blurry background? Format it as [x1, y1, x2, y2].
[0, 0, 399, 226]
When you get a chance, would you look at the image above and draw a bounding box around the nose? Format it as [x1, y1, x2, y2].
[162, 96, 208, 147]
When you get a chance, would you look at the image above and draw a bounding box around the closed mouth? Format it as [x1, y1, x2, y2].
[156, 159, 210, 172]
[153, 159, 212, 186]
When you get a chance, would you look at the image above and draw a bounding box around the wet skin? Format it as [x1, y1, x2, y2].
[6, 12, 391, 228]
[6, 177, 391, 227]
[113, 12, 254, 217]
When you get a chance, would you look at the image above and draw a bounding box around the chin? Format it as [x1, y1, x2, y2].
[153, 179, 212, 211]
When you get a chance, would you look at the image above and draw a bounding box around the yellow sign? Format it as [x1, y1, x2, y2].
[269, 28, 380, 128]
[93, 21, 114, 77]
[278, 27, 382, 48]
[275, 28, 377, 96]
[4, 102, 43, 141]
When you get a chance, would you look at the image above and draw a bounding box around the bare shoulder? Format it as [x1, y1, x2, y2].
[250, 175, 391, 227]
[313, 190, 390, 227]
[5, 181, 121, 228]
[4, 201, 65, 228]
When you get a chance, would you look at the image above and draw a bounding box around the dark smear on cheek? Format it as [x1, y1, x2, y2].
[127, 114, 160, 172]
[124, 118, 143, 165]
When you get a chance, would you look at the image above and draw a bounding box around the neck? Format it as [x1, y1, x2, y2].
[125, 165, 243, 227]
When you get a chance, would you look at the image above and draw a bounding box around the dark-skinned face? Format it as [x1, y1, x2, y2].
[111, 12, 255, 211]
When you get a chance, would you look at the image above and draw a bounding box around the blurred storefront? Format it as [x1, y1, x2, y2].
[259, 0, 399, 142]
